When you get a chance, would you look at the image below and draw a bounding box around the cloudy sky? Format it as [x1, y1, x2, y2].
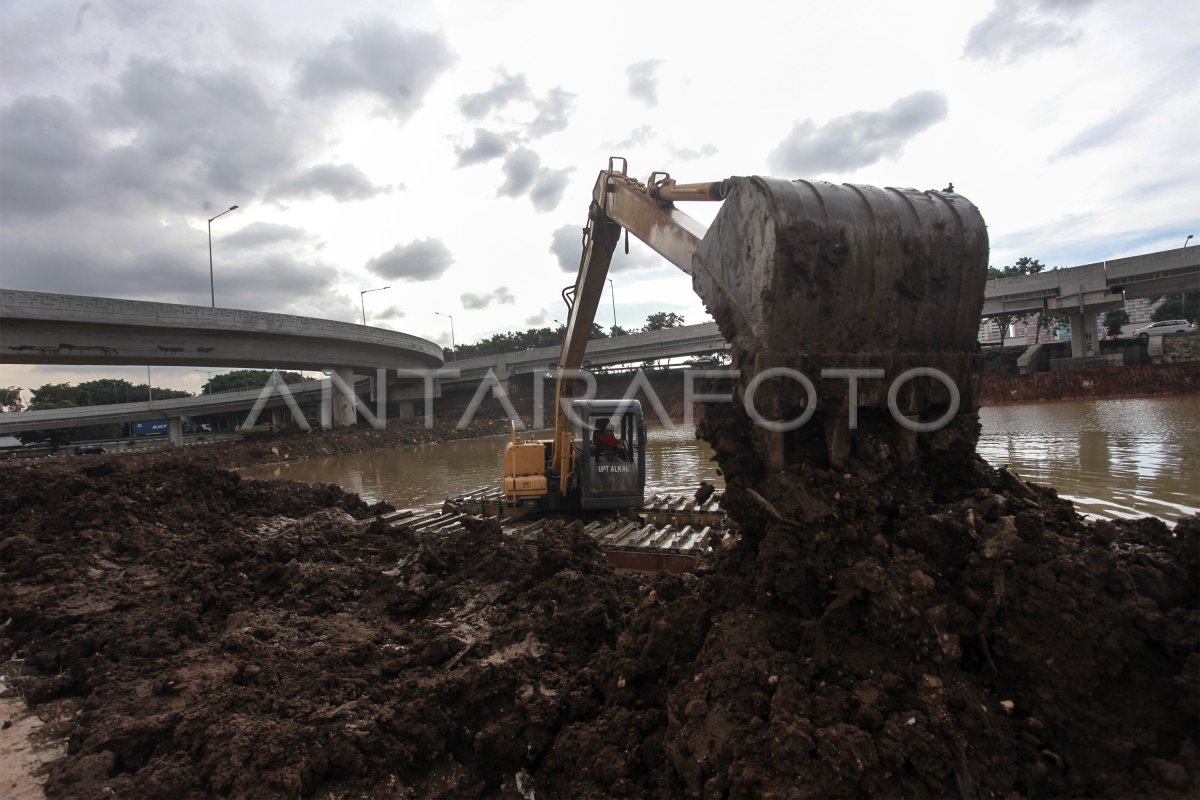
[1, 0, 1197, 395]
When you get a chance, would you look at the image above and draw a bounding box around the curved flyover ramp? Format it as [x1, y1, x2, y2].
[0, 290, 443, 372]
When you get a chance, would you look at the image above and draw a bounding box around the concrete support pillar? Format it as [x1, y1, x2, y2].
[332, 367, 357, 428]
[271, 407, 287, 431]
[167, 417, 184, 447]
[1067, 310, 1099, 358]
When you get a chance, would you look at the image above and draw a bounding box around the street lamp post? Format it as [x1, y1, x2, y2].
[208, 205, 239, 308]
[1185, 234, 1194, 248]
[192, 369, 215, 394]
[436, 312, 456, 360]
[360, 286, 390, 325]
[608, 279, 617, 333]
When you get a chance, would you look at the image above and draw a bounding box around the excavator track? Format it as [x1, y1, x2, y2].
[379, 487, 734, 573]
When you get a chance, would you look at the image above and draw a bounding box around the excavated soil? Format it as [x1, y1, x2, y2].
[1, 462, 639, 798]
[2, 442, 1197, 798]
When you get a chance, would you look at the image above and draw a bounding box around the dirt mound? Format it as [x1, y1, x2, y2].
[1, 464, 639, 798]
[2, 444, 1197, 798]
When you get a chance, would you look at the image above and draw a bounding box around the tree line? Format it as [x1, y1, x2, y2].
[444, 311, 686, 360]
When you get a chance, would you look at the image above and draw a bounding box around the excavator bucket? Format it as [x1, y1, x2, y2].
[691, 178, 989, 471]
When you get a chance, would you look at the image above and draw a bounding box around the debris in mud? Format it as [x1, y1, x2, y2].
[1, 464, 638, 798]
[1, 456, 1196, 798]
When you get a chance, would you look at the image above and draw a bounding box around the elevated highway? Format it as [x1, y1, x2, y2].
[1, 289, 444, 433]
[0, 376, 441, 437]
[983, 247, 1199, 358]
[442, 322, 727, 387]
[0, 289, 443, 372]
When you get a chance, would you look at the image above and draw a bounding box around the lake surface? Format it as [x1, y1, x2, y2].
[241, 396, 1199, 523]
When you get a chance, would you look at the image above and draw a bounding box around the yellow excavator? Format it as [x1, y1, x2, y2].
[429, 157, 988, 571]
[503, 157, 732, 513]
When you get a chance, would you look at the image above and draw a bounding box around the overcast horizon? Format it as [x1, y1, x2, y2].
[2, 0, 1197, 398]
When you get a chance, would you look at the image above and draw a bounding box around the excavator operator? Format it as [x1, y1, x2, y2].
[592, 418, 625, 460]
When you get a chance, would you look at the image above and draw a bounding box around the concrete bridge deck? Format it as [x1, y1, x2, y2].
[982, 246, 1199, 358]
[983, 247, 1199, 317]
[0, 290, 444, 372]
[442, 321, 728, 386]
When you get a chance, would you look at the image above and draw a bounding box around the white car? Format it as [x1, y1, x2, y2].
[1132, 319, 1195, 338]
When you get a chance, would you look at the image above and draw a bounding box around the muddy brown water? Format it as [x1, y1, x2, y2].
[240, 396, 1199, 522]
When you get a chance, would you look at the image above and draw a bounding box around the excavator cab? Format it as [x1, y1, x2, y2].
[572, 399, 645, 510]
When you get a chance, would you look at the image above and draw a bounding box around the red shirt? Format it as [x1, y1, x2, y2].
[595, 430, 620, 449]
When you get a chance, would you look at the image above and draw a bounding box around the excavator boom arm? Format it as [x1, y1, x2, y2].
[550, 161, 727, 494]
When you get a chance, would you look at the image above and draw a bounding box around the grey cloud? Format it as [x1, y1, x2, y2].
[456, 128, 510, 167]
[767, 91, 948, 176]
[0, 211, 335, 312]
[1055, 108, 1140, 158]
[375, 305, 406, 320]
[1054, 49, 1199, 159]
[498, 149, 571, 211]
[626, 60, 662, 107]
[270, 163, 391, 202]
[227, 252, 337, 310]
[612, 125, 654, 150]
[458, 72, 530, 118]
[221, 222, 311, 249]
[964, 0, 1090, 62]
[1, 218, 206, 301]
[525, 309, 549, 326]
[529, 87, 574, 137]
[73, 1, 92, 35]
[668, 143, 719, 161]
[498, 148, 541, 198]
[986, 213, 1194, 268]
[550, 224, 659, 273]
[461, 286, 515, 309]
[530, 168, 571, 212]
[551, 224, 582, 272]
[84, 58, 304, 211]
[0, 95, 97, 215]
[296, 19, 455, 121]
[366, 238, 453, 282]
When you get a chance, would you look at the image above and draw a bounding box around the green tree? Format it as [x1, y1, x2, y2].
[1151, 291, 1200, 325]
[204, 370, 305, 394]
[75, 378, 136, 405]
[444, 312, 685, 360]
[29, 382, 78, 406]
[1104, 308, 1130, 337]
[0, 386, 23, 412]
[30, 379, 191, 406]
[642, 312, 685, 331]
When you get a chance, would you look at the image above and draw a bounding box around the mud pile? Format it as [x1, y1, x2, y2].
[1, 463, 639, 798]
[564, 400, 1197, 798]
[3, 451, 1196, 798]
